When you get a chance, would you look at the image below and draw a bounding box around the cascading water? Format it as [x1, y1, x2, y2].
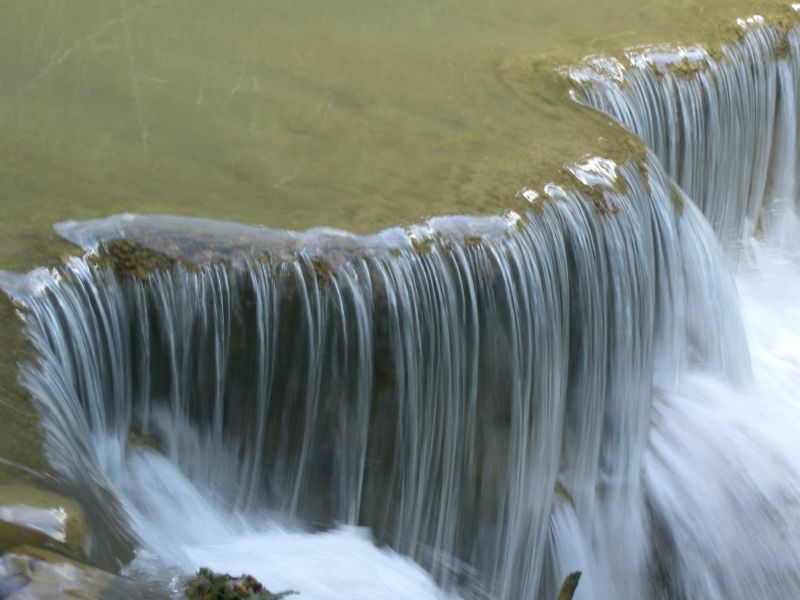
[567, 20, 799, 245]
[3, 15, 800, 600]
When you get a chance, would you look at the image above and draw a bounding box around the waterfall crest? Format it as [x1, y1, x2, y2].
[568, 17, 800, 246]
[3, 17, 800, 600]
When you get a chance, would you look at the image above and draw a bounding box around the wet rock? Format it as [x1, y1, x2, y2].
[0, 520, 78, 565]
[0, 484, 88, 560]
[91, 240, 176, 280]
[0, 546, 114, 599]
[556, 571, 581, 600]
[185, 567, 296, 600]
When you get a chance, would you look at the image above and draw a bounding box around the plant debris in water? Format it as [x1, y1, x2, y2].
[185, 567, 297, 600]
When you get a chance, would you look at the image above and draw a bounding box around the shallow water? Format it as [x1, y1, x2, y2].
[0, 0, 795, 272]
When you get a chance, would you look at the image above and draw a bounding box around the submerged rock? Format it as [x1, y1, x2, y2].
[185, 567, 296, 600]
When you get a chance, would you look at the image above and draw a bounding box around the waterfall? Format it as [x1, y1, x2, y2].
[3, 16, 800, 600]
[567, 19, 800, 246]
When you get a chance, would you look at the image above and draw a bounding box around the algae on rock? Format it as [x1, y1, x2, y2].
[185, 567, 296, 600]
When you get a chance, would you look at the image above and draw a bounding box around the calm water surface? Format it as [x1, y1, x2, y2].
[0, 0, 791, 270]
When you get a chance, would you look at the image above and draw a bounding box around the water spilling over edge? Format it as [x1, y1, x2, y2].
[2, 13, 800, 600]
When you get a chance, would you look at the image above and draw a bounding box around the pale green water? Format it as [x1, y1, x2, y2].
[0, 0, 795, 272]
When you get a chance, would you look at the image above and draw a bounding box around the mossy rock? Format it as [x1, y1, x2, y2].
[185, 567, 296, 600]
[0, 520, 82, 564]
[91, 240, 178, 280]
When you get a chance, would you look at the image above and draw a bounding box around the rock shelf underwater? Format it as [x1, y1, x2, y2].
[3, 3, 800, 599]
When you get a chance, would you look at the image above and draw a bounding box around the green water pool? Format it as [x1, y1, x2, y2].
[0, 0, 795, 273]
